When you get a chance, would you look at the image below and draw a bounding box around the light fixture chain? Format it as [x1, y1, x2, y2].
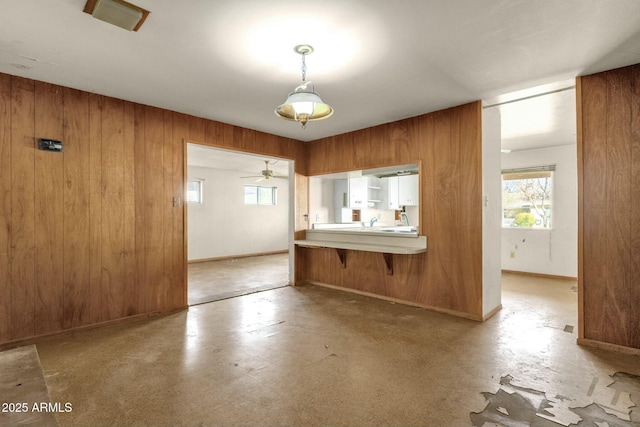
[301, 53, 307, 82]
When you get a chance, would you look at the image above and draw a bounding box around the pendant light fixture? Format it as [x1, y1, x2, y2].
[275, 45, 333, 128]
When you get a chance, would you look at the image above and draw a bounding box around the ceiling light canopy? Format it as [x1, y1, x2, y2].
[275, 45, 333, 129]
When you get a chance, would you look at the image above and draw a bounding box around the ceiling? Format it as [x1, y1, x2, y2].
[187, 143, 290, 176]
[2, 0, 640, 154]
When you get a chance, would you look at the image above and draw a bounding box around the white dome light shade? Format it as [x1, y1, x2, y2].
[275, 87, 333, 128]
[275, 45, 333, 128]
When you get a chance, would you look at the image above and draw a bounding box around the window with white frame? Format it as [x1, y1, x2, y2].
[244, 185, 277, 205]
[186, 180, 203, 204]
[502, 165, 554, 229]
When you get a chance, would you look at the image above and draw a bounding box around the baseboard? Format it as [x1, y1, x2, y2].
[0, 306, 187, 352]
[302, 280, 484, 322]
[502, 270, 577, 281]
[577, 338, 640, 356]
[188, 250, 288, 264]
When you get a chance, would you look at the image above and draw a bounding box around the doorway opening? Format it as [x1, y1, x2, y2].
[185, 143, 294, 305]
[484, 79, 578, 321]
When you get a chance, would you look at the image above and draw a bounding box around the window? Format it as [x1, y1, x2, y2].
[186, 180, 203, 204]
[244, 185, 277, 205]
[502, 166, 554, 229]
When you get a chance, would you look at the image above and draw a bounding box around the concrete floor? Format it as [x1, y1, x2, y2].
[11, 274, 640, 426]
[188, 253, 289, 305]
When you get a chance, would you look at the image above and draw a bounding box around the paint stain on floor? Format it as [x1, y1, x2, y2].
[471, 372, 640, 426]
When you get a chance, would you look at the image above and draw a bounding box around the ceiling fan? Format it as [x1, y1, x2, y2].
[241, 160, 287, 182]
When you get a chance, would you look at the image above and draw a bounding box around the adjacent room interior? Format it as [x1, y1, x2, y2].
[186, 144, 292, 305]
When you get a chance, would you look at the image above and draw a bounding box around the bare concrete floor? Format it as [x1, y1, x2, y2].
[188, 253, 289, 306]
[28, 274, 640, 426]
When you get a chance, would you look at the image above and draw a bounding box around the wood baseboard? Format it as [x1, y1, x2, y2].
[502, 270, 577, 281]
[302, 280, 484, 322]
[0, 306, 187, 352]
[188, 250, 288, 264]
[577, 338, 640, 356]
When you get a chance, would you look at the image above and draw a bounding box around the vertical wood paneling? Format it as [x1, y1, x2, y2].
[88, 94, 103, 324]
[34, 81, 64, 335]
[0, 71, 304, 347]
[172, 113, 189, 307]
[581, 73, 608, 342]
[294, 173, 309, 241]
[161, 110, 174, 311]
[189, 115, 206, 143]
[580, 64, 640, 350]
[144, 106, 165, 313]
[604, 69, 632, 347]
[101, 97, 126, 321]
[299, 102, 483, 318]
[62, 87, 91, 329]
[459, 102, 483, 314]
[429, 110, 453, 309]
[631, 69, 640, 348]
[133, 103, 147, 314]
[122, 101, 136, 316]
[0, 73, 12, 343]
[10, 77, 36, 340]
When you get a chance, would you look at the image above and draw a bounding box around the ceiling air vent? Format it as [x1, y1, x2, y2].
[83, 0, 150, 32]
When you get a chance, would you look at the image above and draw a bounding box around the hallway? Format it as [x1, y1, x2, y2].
[10, 275, 640, 426]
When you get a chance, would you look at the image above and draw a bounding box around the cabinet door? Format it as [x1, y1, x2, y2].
[349, 177, 367, 209]
[398, 174, 419, 206]
[386, 176, 399, 210]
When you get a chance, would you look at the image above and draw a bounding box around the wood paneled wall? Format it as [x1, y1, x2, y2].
[0, 73, 305, 346]
[577, 64, 640, 351]
[298, 102, 483, 319]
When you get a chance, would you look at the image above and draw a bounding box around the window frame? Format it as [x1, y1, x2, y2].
[244, 184, 277, 206]
[186, 179, 203, 204]
[501, 165, 554, 230]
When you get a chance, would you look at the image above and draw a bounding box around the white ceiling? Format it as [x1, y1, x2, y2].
[2, 0, 640, 155]
[187, 143, 290, 176]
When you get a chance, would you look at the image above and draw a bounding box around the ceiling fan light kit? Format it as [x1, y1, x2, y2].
[275, 45, 333, 129]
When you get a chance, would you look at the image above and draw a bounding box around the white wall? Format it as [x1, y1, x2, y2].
[187, 165, 289, 261]
[309, 177, 334, 224]
[500, 144, 577, 277]
[482, 108, 502, 318]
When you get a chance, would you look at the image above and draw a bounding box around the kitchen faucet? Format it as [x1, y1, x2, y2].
[401, 213, 409, 226]
[369, 217, 378, 227]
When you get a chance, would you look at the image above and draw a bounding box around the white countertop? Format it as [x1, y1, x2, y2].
[295, 227, 427, 254]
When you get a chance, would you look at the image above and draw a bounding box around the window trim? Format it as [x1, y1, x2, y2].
[186, 179, 204, 204]
[244, 184, 277, 206]
[501, 165, 554, 230]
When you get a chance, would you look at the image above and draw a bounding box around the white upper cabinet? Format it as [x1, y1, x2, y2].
[349, 176, 384, 209]
[349, 177, 367, 209]
[398, 174, 419, 206]
[385, 174, 419, 208]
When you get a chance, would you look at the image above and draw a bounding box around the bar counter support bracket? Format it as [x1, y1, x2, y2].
[382, 253, 393, 275]
[336, 248, 347, 269]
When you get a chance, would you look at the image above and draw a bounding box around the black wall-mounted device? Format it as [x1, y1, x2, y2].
[38, 138, 64, 152]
